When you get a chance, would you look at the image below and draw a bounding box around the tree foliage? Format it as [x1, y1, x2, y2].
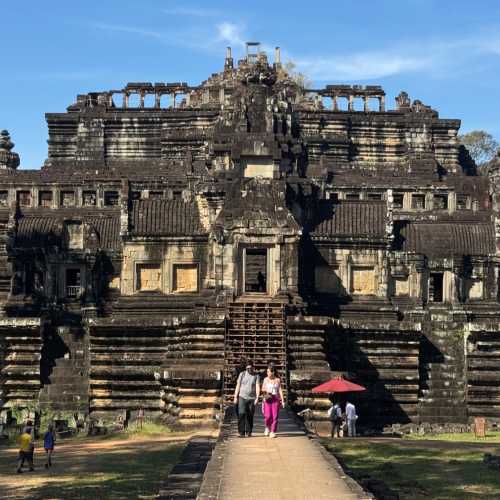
[283, 61, 313, 90]
[458, 130, 499, 165]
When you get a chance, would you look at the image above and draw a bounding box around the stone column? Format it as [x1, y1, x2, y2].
[155, 93, 161, 108]
[379, 96, 385, 112]
[332, 95, 338, 111]
[139, 91, 145, 108]
[348, 95, 354, 112]
[123, 93, 129, 108]
[363, 96, 369, 112]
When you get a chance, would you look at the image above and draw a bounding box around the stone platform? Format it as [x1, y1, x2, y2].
[199, 407, 372, 500]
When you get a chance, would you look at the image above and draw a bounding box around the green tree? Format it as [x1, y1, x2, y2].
[459, 130, 499, 165]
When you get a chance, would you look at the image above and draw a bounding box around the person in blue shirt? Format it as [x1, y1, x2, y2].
[43, 424, 56, 468]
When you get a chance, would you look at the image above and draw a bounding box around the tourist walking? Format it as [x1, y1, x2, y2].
[43, 424, 56, 468]
[233, 361, 260, 437]
[261, 365, 285, 438]
[345, 400, 357, 437]
[17, 425, 34, 473]
[328, 400, 343, 438]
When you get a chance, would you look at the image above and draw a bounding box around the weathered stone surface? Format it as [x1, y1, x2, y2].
[0, 43, 500, 430]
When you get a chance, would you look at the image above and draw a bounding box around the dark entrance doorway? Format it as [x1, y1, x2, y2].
[245, 248, 267, 293]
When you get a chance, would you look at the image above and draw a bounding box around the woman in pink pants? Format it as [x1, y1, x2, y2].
[262, 366, 285, 438]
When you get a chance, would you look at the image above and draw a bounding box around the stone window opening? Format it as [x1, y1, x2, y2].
[429, 272, 444, 303]
[367, 192, 383, 201]
[172, 263, 199, 293]
[160, 94, 172, 108]
[39, 191, 53, 208]
[345, 192, 360, 201]
[369, 98, 380, 112]
[244, 248, 268, 294]
[135, 263, 161, 292]
[65, 268, 82, 299]
[328, 192, 339, 202]
[0, 190, 8, 207]
[128, 93, 140, 108]
[61, 191, 75, 207]
[392, 193, 404, 209]
[17, 190, 31, 207]
[143, 94, 155, 108]
[174, 93, 187, 108]
[172, 190, 183, 201]
[351, 267, 376, 295]
[104, 191, 119, 206]
[130, 191, 142, 200]
[83, 190, 97, 206]
[322, 96, 333, 110]
[434, 194, 448, 210]
[148, 190, 163, 200]
[337, 97, 349, 111]
[456, 195, 468, 210]
[411, 194, 426, 210]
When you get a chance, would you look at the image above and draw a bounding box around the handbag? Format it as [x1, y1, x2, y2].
[263, 392, 273, 402]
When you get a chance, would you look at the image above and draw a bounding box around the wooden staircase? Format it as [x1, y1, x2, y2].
[223, 301, 287, 406]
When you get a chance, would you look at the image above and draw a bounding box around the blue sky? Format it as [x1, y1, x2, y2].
[1, 0, 500, 168]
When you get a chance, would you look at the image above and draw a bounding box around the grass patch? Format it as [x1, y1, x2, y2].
[29, 442, 185, 500]
[404, 431, 500, 443]
[325, 439, 500, 500]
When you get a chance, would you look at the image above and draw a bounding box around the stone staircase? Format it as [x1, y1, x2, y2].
[0, 210, 12, 308]
[89, 325, 166, 420]
[466, 330, 500, 423]
[162, 324, 224, 429]
[329, 323, 421, 428]
[287, 317, 332, 414]
[418, 322, 468, 424]
[0, 322, 42, 409]
[39, 326, 88, 414]
[88, 321, 224, 427]
[223, 301, 287, 406]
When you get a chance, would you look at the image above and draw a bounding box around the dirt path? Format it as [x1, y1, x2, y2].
[0, 433, 195, 499]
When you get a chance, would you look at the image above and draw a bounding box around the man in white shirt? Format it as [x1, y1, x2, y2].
[345, 401, 357, 437]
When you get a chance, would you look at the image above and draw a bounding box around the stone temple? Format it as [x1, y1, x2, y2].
[1, 43, 499, 431]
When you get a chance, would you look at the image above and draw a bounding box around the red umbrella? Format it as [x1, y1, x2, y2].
[312, 377, 366, 393]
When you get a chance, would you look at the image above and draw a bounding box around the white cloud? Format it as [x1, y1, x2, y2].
[216, 22, 245, 48]
[92, 23, 164, 41]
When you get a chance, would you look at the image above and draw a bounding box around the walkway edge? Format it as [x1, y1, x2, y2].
[197, 408, 374, 499]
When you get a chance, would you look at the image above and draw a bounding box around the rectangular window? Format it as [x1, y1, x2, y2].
[351, 267, 376, 295]
[0, 191, 8, 207]
[345, 193, 360, 201]
[434, 194, 448, 210]
[39, 191, 53, 208]
[411, 194, 426, 209]
[172, 264, 199, 293]
[61, 191, 75, 207]
[456, 195, 468, 210]
[83, 190, 97, 206]
[130, 191, 142, 201]
[17, 191, 31, 207]
[149, 191, 163, 200]
[429, 272, 444, 302]
[136, 263, 161, 292]
[172, 190, 183, 200]
[393, 193, 404, 208]
[65, 268, 81, 298]
[367, 193, 383, 200]
[104, 191, 119, 206]
[328, 192, 339, 202]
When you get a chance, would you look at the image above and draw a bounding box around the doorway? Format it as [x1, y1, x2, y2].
[244, 248, 267, 293]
